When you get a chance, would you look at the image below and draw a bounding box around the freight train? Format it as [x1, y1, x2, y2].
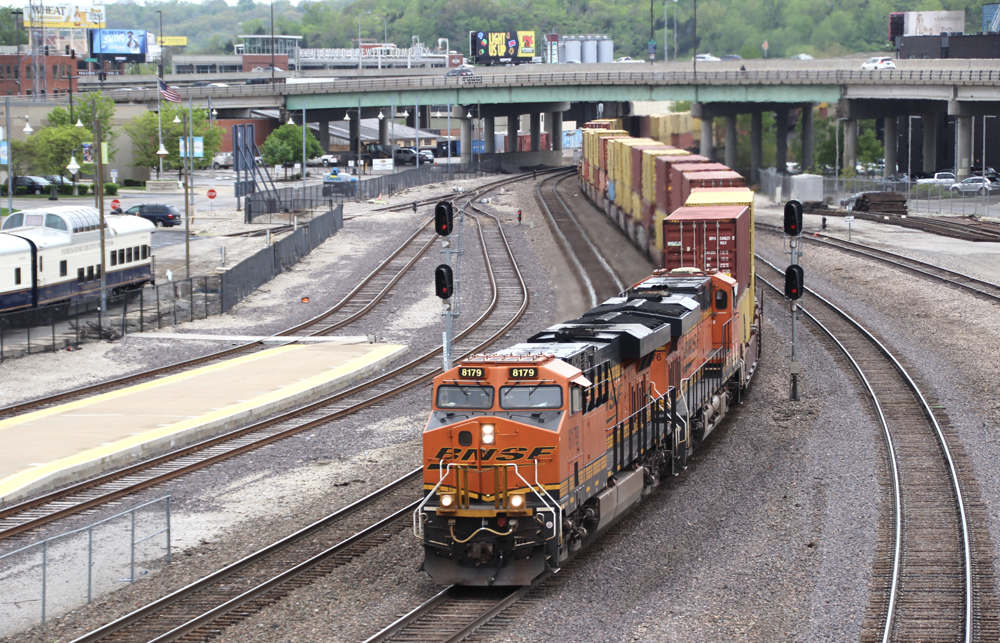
[413, 119, 761, 586]
[0, 206, 154, 314]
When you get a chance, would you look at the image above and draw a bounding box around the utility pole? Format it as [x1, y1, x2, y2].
[157, 10, 164, 178]
[270, 0, 275, 84]
[94, 104, 107, 314]
[5, 96, 12, 213]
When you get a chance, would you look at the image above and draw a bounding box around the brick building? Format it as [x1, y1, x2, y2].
[0, 54, 76, 97]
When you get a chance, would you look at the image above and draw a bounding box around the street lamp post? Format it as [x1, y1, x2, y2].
[11, 10, 23, 96]
[270, 0, 275, 85]
[358, 11, 372, 70]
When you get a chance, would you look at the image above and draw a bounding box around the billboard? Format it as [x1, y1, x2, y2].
[26, 4, 104, 28]
[903, 11, 965, 36]
[470, 30, 535, 65]
[89, 28, 147, 62]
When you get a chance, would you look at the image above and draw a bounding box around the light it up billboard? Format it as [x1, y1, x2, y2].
[469, 31, 535, 65]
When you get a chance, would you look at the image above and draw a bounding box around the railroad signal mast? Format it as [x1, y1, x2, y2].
[434, 201, 464, 371]
[784, 199, 804, 401]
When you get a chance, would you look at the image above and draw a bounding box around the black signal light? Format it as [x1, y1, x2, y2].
[435, 264, 454, 299]
[434, 201, 453, 236]
[784, 199, 803, 236]
[785, 264, 804, 299]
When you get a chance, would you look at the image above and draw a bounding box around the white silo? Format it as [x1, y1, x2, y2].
[564, 38, 582, 63]
[558, 41, 566, 63]
[597, 38, 614, 63]
[582, 37, 598, 63]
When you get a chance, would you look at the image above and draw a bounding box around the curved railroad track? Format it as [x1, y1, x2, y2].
[757, 222, 1000, 302]
[809, 209, 1000, 243]
[65, 204, 533, 643]
[535, 171, 624, 308]
[757, 255, 998, 642]
[0, 171, 549, 541]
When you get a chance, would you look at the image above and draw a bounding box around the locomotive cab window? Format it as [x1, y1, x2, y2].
[570, 385, 583, 414]
[59, 260, 67, 277]
[715, 289, 728, 310]
[2, 212, 22, 229]
[44, 214, 67, 231]
[436, 385, 494, 409]
[14, 267, 20, 285]
[500, 385, 563, 409]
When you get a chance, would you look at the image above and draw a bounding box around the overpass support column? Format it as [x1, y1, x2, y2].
[883, 116, 897, 178]
[378, 114, 389, 147]
[776, 109, 788, 173]
[750, 112, 762, 185]
[724, 114, 737, 170]
[484, 116, 495, 154]
[700, 117, 713, 159]
[460, 117, 473, 164]
[318, 120, 330, 153]
[843, 119, 857, 177]
[349, 111, 360, 153]
[550, 112, 563, 151]
[801, 105, 814, 172]
[530, 112, 541, 152]
[507, 115, 520, 152]
[957, 115, 972, 178]
[923, 114, 938, 173]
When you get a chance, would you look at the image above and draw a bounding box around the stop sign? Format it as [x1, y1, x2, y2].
[207, 189, 217, 200]
[110, 199, 120, 210]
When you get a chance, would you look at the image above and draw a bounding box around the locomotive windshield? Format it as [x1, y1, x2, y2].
[499, 385, 563, 409]
[436, 385, 494, 409]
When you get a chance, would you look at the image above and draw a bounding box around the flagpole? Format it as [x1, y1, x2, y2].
[157, 94, 163, 178]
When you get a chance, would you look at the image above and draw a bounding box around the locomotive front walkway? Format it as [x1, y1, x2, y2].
[0, 339, 406, 504]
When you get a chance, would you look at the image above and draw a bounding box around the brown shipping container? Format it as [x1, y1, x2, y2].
[679, 172, 746, 217]
[639, 115, 651, 139]
[663, 205, 751, 293]
[667, 162, 731, 212]
[655, 155, 710, 211]
[599, 135, 629, 171]
[631, 144, 672, 193]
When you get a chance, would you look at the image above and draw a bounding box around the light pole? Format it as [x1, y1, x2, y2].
[90, 94, 108, 314]
[358, 11, 372, 70]
[156, 10, 165, 178]
[11, 9, 23, 96]
[673, 0, 679, 62]
[984, 115, 995, 217]
[270, 0, 275, 84]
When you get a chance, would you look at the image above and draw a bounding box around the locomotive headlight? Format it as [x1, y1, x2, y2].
[481, 424, 495, 445]
[439, 494, 455, 508]
[509, 494, 525, 509]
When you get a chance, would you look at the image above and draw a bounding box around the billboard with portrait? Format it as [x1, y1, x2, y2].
[469, 30, 535, 65]
[88, 28, 147, 62]
[903, 11, 965, 36]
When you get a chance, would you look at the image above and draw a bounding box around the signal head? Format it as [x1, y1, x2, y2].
[434, 201, 454, 236]
[435, 264, 454, 299]
[783, 199, 803, 236]
[784, 264, 805, 299]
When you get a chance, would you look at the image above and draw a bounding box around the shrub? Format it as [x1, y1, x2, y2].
[58, 184, 74, 195]
[123, 178, 145, 187]
[103, 183, 118, 195]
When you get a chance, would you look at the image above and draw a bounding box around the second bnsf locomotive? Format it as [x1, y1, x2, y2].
[414, 266, 761, 586]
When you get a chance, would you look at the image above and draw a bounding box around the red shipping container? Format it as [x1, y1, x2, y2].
[663, 205, 751, 293]
[641, 198, 656, 229]
[599, 135, 630, 170]
[582, 159, 589, 181]
[667, 162, 731, 212]
[679, 171, 746, 215]
[639, 116, 651, 139]
[630, 144, 673, 193]
[672, 132, 695, 150]
[655, 155, 709, 211]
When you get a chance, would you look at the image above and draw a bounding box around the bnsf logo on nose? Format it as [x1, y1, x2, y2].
[434, 446, 556, 461]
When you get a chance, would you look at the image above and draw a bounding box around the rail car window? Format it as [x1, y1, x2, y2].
[715, 289, 728, 310]
[87, 266, 94, 281]
[110, 251, 117, 266]
[77, 268, 85, 283]
[126, 247, 133, 263]
[38, 257, 42, 272]
[500, 385, 563, 409]
[141, 245, 149, 259]
[118, 249, 124, 264]
[14, 267, 20, 285]
[24, 214, 43, 227]
[44, 214, 67, 231]
[436, 385, 494, 409]
[60, 260, 67, 277]
[2, 213, 22, 229]
[133, 246, 140, 261]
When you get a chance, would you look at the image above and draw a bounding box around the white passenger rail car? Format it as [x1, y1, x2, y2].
[0, 206, 154, 314]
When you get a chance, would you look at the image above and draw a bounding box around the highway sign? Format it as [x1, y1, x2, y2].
[110, 198, 120, 209]
[207, 189, 217, 199]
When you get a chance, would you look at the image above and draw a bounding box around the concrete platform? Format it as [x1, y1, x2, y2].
[0, 340, 407, 504]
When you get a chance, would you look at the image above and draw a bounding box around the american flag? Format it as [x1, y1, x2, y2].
[158, 79, 181, 103]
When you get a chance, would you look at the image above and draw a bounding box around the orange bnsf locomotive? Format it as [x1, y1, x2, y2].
[414, 268, 761, 586]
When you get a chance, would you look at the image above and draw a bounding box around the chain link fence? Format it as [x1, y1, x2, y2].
[759, 168, 998, 216]
[245, 160, 500, 223]
[0, 497, 171, 637]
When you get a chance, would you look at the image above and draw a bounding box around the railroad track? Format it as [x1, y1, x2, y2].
[757, 222, 1000, 302]
[535, 171, 624, 308]
[809, 209, 1000, 242]
[66, 205, 532, 643]
[756, 256, 998, 642]
[0, 170, 549, 541]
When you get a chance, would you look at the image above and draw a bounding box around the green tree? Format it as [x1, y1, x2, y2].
[261, 123, 322, 179]
[23, 125, 94, 177]
[121, 102, 223, 177]
[0, 6, 26, 47]
[47, 92, 118, 151]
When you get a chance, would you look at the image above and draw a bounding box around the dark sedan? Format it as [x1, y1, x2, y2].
[118, 203, 183, 227]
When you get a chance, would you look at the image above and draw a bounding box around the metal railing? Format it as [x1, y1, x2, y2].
[0, 496, 171, 637]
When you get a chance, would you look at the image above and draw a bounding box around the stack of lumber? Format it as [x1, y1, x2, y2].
[856, 192, 907, 214]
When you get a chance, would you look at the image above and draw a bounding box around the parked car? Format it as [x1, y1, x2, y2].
[16, 176, 52, 194]
[950, 176, 997, 195]
[212, 152, 233, 170]
[721, 54, 743, 61]
[916, 171, 956, 186]
[861, 56, 895, 70]
[394, 148, 424, 165]
[190, 80, 211, 87]
[42, 174, 70, 186]
[445, 67, 475, 77]
[120, 203, 182, 227]
[695, 53, 721, 62]
[614, 56, 645, 63]
[208, 82, 229, 88]
[840, 192, 863, 210]
[791, 53, 814, 60]
[419, 150, 435, 164]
